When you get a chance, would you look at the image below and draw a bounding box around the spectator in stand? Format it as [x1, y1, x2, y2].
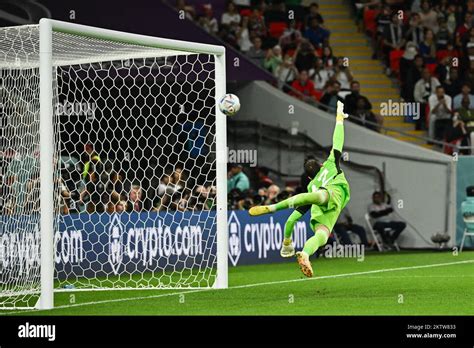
[237, 16, 252, 53]
[418, 28, 437, 64]
[175, 0, 196, 21]
[399, 44, 421, 101]
[263, 1, 287, 24]
[456, 12, 472, 42]
[127, 184, 144, 212]
[456, 97, 474, 150]
[462, 27, 474, 65]
[157, 173, 180, 198]
[248, 8, 267, 40]
[446, 97, 471, 153]
[382, 12, 406, 75]
[443, 67, 463, 98]
[373, 5, 392, 60]
[334, 208, 370, 246]
[344, 80, 372, 116]
[276, 54, 298, 89]
[264, 184, 280, 205]
[264, 44, 283, 75]
[333, 57, 354, 90]
[304, 2, 325, 28]
[311, 57, 334, 91]
[227, 164, 250, 193]
[414, 68, 440, 130]
[256, 167, 273, 188]
[428, 85, 452, 141]
[81, 143, 100, 180]
[419, 0, 439, 34]
[171, 167, 186, 192]
[368, 191, 406, 246]
[221, 2, 241, 27]
[320, 80, 342, 113]
[279, 19, 302, 52]
[453, 83, 474, 111]
[436, 18, 451, 50]
[445, 4, 458, 36]
[106, 170, 125, 206]
[290, 70, 320, 101]
[434, 0, 449, 19]
[404, 13, 424, 47]
[304, 17, 330, 49]
[351, 96, 380, 132]
[435, 55, 452, 85]
[321, 45, 336, 68]
[233, 0, 251, 7]
[247, 36, 266, 67]
[80, 162, 106, 214]
[198, 4, 218, 35]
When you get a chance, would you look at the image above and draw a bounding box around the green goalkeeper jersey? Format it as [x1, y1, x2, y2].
[307, 152, 350, 210]
[305, 151, 350, 231]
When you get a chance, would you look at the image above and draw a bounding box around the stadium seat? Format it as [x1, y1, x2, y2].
[426, 63, 437, 75]
[389, 49, 404, 76]
[460, 216, 474, 252]
[363, 8, 379, 37]
[240, 9, 252, 17]
[268, 21, 287, 39]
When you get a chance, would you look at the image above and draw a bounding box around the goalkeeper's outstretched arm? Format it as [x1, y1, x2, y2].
[328, 100, 348, 168]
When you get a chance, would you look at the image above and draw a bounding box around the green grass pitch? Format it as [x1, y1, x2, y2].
[5, 250, 474, 316]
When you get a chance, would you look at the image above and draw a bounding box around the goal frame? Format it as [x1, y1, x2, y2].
[37, 18, 228, 310]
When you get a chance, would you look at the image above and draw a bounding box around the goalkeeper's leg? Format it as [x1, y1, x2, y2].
[280, 210, 302, 257]
[296, 224, 330, 277]
[249, 189, 328, 216]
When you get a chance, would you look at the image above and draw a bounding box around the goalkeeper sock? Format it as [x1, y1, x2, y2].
[303, 227, 329, 256]
[271, 191, 328, 212]
[283, 238, 292, 246]
[284, 210, 303, 239]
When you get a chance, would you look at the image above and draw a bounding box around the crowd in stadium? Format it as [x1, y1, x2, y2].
[178, 0, 474, 149]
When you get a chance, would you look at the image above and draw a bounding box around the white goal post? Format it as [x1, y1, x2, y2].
[0, 18, 228, 310]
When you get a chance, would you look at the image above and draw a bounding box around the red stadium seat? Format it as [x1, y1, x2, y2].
[268, 22, 288, 39]
[426, 63, 437, 75]
[240, 9, 252, 17]
[363, 8, 379, 37]
[389, 49, 404, 75]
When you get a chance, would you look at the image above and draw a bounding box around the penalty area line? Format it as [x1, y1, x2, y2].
[2, 259, 473, 315]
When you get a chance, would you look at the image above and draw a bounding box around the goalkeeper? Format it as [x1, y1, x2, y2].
[249, 101, 350, 277]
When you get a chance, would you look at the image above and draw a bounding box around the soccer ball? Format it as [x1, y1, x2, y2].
[219, 94, 240, 116]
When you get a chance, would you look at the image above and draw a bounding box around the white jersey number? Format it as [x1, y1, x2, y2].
[316, 168, 331, 187]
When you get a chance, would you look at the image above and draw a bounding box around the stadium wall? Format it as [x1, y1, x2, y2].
[234, 81, 457, 249]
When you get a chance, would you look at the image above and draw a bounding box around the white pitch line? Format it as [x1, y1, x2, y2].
[2, 259, 473, 315]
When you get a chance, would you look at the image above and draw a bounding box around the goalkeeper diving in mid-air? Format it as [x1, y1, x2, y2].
[249, 100, 351, 277]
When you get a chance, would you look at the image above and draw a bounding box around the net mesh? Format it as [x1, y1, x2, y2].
[1, 24, 219, 308]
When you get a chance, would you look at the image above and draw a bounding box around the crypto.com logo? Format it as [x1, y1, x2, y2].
[227, 211, 241, 266]
[108, 215, 124, 275]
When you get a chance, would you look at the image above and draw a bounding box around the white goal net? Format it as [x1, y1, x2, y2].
[0, 20, 227, 310]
